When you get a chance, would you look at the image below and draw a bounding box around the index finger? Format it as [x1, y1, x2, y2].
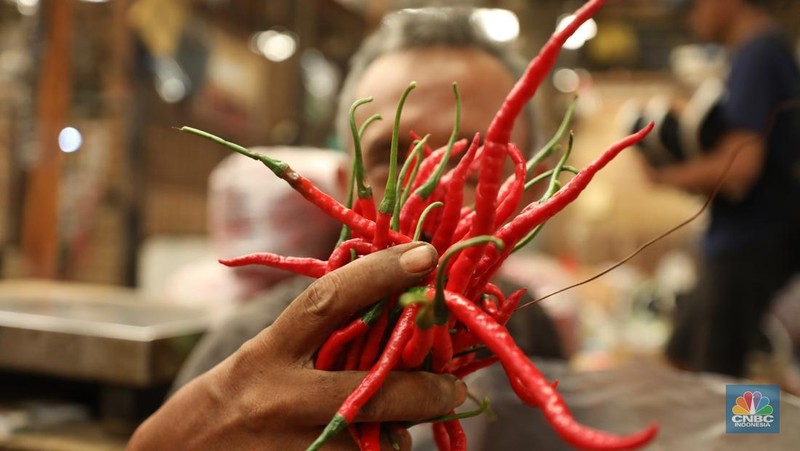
[269, 242, 438, 361]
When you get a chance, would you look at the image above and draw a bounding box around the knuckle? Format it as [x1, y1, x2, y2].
[417, 373, 456, 415]
[303, 274, 344, 320]
[358, 373, 456, 422]
[358, 389, 386, 420]
[234, 383, 294, 433]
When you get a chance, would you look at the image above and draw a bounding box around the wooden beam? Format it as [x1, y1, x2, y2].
[20, 0, 75, 279]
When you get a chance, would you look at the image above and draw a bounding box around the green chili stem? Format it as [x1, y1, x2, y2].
[452, 345, 488, 358]
[306, 413, 347, 451]
[387, 427, 401, 451]
[544, 131, 574, 198]
[524, 165, 579, 191]
[179, 127, 288, 176]
[349, 98, 374, 198]
[415, 83, 461, 199]
[362, 298, 388, 324]
[401, 396, 492, 427]
[392, 135, 430, 230]
[398, 286, 429, 307]
[356, 113, 382, 200]
[525, 95, 578, 176]
[337, 154, 358, 247]
[378, 82, 417, 215]
[399, 286, 434, 328]
[512, 223, 545, 253]
[413, 201, 443, 242]
[338, 100, 380, 246]
[398, 139, 426, 206]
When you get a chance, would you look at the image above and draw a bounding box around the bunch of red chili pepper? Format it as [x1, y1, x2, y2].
[182, 0, 659, 449]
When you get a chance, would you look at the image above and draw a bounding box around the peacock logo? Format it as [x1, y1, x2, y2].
[727, 385, 780, 434]
[732, 390, 773, 416]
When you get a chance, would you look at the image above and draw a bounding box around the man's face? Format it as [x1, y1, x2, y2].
[689, 0, 735, 43]
[347, 46, 531, 203]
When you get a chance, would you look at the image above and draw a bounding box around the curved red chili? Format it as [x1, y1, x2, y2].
[218, 253, 326, 279]
[444, 290, 658, 449]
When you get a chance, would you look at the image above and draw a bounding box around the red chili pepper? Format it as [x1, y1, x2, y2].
[316, 300, 387, 371]
[446, 0, 609, 290]
[444, 290, 658, 449]
[443, 139, 505, 294]
[354, 197, 377, 224]
[495, 288, 526, 326]
[481, 283, 506, 314]
[360, 423, 381, 451]
[443, 353, 476, 375]
[433, 422, 450, 451]
[315, 318, 370, 371]
[451, 356, 499, 380]
[218, 253, 326, 279]
[326, 238, 374, 273]
[492, 142, 527, 229]
[443, 418, 467, 451]
[348, 426, 363, 450]
[358, 303, 391, 371]
[473, 123, 655, 287]
[430, 133, 481, 254]
[399, 139, 469, 234]
[431, 323, 453, 373]
[450, 209, 473, 244]
[450, 329, 480, 356]
[308, 305, 418, 450]
[180, 126, 411, 246]
[486, 0, 606, 148]
[481, 297, 498, 317]
[460, 143, 527, 236]
[394, 135, 431, 231]
[401, 324, 434, 368]
[344, 334, 366, 371]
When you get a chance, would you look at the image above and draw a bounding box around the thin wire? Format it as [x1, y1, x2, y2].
[517, 99, 800, 310]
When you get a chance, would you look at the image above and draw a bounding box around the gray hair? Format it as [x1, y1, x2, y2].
[335, 7, 538, 153]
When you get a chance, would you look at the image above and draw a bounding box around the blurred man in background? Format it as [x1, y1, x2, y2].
[641, 0, 800, 378]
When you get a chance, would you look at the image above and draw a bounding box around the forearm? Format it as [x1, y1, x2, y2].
[653, 130, 763, 200]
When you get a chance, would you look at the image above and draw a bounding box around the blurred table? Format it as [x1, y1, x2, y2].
[0, 279, 212, 449]
[413, 359, 800, 450]
[0, 279, 210, 386]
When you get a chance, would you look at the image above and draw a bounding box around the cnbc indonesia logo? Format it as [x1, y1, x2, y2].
[727, 386, 780, 434]
[732, 391, 773, 425]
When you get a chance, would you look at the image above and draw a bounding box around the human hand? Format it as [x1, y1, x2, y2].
[633, 149, 668, 187]
[127, 242, 467, 451]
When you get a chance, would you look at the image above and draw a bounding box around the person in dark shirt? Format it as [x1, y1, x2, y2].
[642, 0, 800, 378]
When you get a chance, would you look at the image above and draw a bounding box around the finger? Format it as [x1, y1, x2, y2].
[270, 242, 438, 360]
[292, 370, 467, 425]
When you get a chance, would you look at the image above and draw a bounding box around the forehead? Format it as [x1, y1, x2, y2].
[350, 46, 528, 152]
